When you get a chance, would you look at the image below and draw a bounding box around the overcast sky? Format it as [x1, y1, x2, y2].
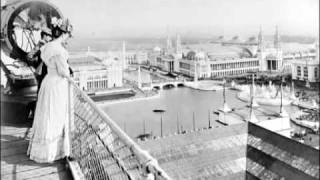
[51, 0, 319, 38]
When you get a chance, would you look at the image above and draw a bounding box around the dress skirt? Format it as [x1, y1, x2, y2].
[27, 72, 70, 163]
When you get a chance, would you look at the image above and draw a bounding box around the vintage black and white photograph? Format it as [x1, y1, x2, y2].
[0, 0, 319, 179]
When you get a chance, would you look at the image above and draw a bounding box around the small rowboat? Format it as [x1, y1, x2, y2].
[153, 109, 165, 113]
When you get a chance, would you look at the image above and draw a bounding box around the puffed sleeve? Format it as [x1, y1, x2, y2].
[53, 55, 70, 78]
[40, 43, 60, 66]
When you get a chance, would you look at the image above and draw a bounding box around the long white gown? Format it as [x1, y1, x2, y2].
[27, 40, 70, 163]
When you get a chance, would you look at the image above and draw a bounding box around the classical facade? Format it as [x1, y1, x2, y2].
[291, 43, 319, 83]
[70, 53, 123, 92]
[153, 27, 309, 79]
[257, 26, 284, 72]
[208, 58, 259, 78]
[179, 51, 259, 79]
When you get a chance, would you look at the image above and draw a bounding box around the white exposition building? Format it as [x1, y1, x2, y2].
[69, 52, 123, 92]
[69, 41, 151, 92]
[178, 50, 259, 78]
[290, 42, 319, 83]
[155, 27, 301, 79]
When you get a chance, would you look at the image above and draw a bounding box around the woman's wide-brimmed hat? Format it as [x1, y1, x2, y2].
[51, 17, 73, 35]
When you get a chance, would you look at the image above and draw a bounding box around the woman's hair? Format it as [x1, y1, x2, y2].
[51, 26, 65, 39]
[51, 18, 73, 39]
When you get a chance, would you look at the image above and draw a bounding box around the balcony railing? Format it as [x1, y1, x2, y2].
[66, 77, 171, 180]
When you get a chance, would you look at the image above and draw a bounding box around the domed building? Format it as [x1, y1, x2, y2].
[185, 51, 207, 61]
[186, 51, 196, 60]
[178, 42, 260, 79]
[155, 28, 294, 79]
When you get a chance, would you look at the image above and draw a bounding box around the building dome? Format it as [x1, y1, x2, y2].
[241, 47, 257, 57]
[186, 51, 196, 60]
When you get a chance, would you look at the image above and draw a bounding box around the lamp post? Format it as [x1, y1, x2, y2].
[153, 109, 165, 137]
[208, 109, 211, 129]
[160, 113, 163, 137]
[143, 119, 146, 135]
[176, 112, 180, 134]
[193, 112, 196, 131]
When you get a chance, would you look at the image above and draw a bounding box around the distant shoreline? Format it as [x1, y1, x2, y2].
[68, 38, 316, 52]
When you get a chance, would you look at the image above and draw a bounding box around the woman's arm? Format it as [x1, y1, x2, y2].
[53, 55, 70, 78]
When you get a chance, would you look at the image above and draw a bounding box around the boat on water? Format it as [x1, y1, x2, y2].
[89, 90, 136, 102]
[168, 72, 178, 77]
[155, 68, 169, 76]
[290, 110, 320, 134]
[153, 109, 166, 113]
[291, 118, 319, 134]
[136, 133, 153, 141]
[291, 100, 319, 110]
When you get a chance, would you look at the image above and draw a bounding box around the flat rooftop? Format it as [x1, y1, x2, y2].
[1, 116, 72, 180]
[139, 123, 248, 180]
[138, 122, 319, 180]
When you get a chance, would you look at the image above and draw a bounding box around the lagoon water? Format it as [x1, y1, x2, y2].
[103, 87, 299, 138]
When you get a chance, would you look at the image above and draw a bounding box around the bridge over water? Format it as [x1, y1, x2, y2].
[125, 66, 187, 91]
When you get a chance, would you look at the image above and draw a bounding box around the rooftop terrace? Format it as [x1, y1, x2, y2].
[1, 109, 72, 180]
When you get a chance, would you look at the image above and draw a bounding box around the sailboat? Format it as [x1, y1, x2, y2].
[152, 97, 166, 137]
[136, 119, 153, 141]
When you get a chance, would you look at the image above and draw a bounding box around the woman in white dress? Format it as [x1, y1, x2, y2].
[27, 19, 73, 163]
